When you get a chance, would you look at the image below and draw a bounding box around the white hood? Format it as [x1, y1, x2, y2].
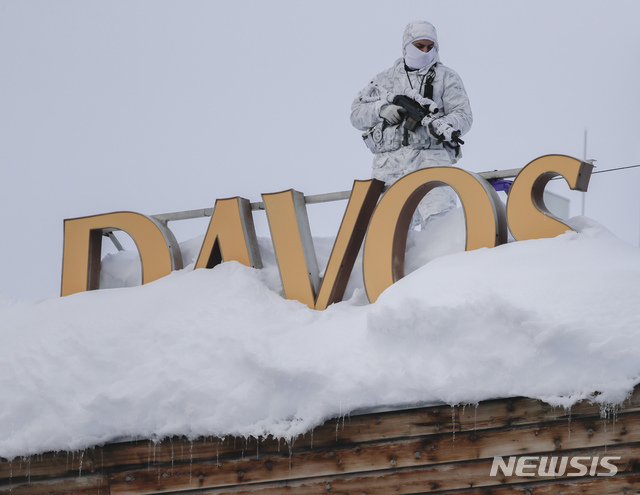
[402, 20, 441, 63]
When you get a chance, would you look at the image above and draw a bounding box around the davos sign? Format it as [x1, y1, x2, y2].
[61, 155, 593, 309]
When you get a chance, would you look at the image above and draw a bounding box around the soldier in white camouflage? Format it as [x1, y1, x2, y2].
[351, 20, 473, 228]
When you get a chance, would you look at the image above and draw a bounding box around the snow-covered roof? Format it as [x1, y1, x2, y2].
[1, 212, 639, 460]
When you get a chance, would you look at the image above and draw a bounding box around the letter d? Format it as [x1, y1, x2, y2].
[61, 212, 182, 296]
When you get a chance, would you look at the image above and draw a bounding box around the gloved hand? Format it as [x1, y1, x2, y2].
[379, 104, 407, 125]
[428, 118, 456, 142]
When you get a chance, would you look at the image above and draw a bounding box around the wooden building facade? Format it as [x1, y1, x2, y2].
[1, 386, 640, 494]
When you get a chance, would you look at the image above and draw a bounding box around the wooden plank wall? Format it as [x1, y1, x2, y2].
[1, 387, 640, 494]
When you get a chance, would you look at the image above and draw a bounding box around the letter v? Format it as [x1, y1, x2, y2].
[263, 180, 384, 309]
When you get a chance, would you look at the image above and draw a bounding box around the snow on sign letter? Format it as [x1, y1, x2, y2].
[61, 154, 593, 307]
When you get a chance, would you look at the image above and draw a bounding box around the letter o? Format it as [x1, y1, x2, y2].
[363, 167, 506, 303]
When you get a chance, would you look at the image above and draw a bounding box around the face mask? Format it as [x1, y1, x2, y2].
[404, 42, 435, 70]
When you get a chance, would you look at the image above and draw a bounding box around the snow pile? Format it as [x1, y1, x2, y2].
[1, 211, 640, 460]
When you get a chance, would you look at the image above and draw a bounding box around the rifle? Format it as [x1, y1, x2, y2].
[392, 94, 464, 146]
[392, 94, 438, 131]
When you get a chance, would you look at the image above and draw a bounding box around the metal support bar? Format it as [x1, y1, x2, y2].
[150, 168, 522, 224]
[477, 168, 522, 180]
[104, 231, 125, 252]
[152, 208, 214, 224]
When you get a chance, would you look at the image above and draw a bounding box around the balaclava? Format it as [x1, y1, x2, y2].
[402, 21, 440, 70]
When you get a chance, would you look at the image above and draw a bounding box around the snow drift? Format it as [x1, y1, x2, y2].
[1, 211, 639, 460]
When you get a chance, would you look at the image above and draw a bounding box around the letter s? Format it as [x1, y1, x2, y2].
[568, 456, 590, 476]
[598, 456, 620, 476]
[507, 154, 593, 241]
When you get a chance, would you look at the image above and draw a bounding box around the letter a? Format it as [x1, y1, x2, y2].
[195, 197, 262, 270]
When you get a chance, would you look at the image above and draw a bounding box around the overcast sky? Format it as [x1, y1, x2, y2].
[2, 0, 639, 300]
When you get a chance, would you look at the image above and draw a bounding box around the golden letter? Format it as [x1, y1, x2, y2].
[263, 181, 384, 310]
[61, 212, 183, 296]
[195, 197, 262, 270]
[263, 190, 320, 308]
[363, 167, 507, 304]
[507, 154, 593, 241]
[314, 179, 384, 310]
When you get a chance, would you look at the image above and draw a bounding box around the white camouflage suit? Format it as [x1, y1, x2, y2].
[351, 21, 473, 228]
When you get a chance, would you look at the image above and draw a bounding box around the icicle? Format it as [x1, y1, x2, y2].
[256, 436, 260, 460]
[451, 406, 456, 444]
[287, 438, 294, 476]
[310, 428, 314, 450]
[26, 456, 31, 483]
[170, 438, 174, 476]
[474, 404, 478, 433]
[216, 440, 220, 468]
[78, 451, 84, 478]
[566, 406, 572, 440]
[153, 441, 160, 482]
[189, 440, 193, 485]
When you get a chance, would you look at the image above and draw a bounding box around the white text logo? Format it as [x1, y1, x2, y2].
[490, 456, 620, 477]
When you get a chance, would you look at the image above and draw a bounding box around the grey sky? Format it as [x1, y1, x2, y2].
[1, 0, 639, 299]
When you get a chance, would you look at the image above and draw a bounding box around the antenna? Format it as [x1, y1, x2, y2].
[582, 128, 587, 216]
